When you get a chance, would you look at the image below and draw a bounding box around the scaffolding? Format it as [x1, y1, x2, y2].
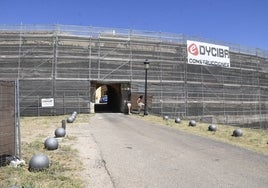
[0, 24, 267, 128]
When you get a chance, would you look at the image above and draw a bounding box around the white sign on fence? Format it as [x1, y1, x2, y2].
[187, 40, 230, 68]
[41, 98, 54, 107]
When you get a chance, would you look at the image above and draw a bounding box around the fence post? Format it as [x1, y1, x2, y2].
[37, 96, 40, 116]
[15, 80, 21, 158]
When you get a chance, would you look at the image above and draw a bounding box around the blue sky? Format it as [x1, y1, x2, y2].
[0, 0, 267, 50]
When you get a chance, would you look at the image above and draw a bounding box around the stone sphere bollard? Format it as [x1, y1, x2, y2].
[44, 137, 59, 150]
[189, 120, 196, 127]
[55, 127, 66, 138]
[208, 124, 217, 132]
[71, 114, 76, 120]
[233, 129, 243, 137]
[67, 116, 74, 123]
[175, 117, 181, 123]
[163, 115, 169, 120]
[29, 154, 50, 171]
[72, 111, 77, 117]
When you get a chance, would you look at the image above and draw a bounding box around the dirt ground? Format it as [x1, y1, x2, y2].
[67, 121, 114, 188]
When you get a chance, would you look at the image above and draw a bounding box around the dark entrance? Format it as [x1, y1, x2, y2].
[91, 82, 131, 113]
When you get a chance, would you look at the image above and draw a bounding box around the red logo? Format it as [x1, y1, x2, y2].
[188, 43, 199, 56]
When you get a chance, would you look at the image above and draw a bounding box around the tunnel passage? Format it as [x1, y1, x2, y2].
[94, 83, 122, 113]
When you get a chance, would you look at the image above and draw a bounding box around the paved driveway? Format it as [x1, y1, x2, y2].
[71, 113, 268, 188]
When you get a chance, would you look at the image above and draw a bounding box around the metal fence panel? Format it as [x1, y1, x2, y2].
[0, 80, 20, 166]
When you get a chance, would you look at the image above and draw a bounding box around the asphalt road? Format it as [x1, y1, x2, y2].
[85, 113, 268, 188]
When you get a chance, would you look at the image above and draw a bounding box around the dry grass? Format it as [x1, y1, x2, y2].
[0, 114, 89, 188]
[133, 115, 268, 156]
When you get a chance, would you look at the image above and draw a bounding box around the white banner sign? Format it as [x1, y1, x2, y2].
[41, 98, 54, 107]
[187, 40, 230, 68]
